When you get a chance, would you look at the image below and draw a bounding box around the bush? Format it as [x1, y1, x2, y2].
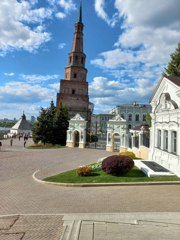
[102, 155, 134, 176]
[119, 151, 136, 159]
[76, 166, 92, 176]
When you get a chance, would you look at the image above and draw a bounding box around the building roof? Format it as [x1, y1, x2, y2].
[166, 76, 180, 87]
[150, 76, 180, 102]
[11, 113, 32, 131]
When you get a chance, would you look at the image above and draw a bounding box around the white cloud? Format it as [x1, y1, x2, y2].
[58, 42, 66, 49]
[56, 12, 66, 19]
[91, 0, 180, 108]
[89, 76, 156, 113]
[0, 81, 54, 104]
[4, 72, 15, 76]
[21, 74, 59, 83]
[57, 0, 76, 13]
[0, 0, 51, 55]
[94, 0, 119, 27]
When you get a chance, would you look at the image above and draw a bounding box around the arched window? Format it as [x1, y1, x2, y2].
[128, 114, 132, 121]
[74, 73, 77, 78]
[81, 57, 84, 64]
[75, 55, 78, 64]
[135, 114, 139, 121]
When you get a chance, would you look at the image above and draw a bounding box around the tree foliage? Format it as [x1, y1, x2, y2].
[32, 101, 69, 145]
[163, 41, 180, 77]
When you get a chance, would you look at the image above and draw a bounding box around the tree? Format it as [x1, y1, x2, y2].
[53, 103, 69, 145]
[32, 101, 69, 145]
[163, 41, 180, 77]
[32, 107, 50, 144]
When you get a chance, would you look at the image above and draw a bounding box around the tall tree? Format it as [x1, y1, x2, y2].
[53, 103, 69, 145]
[32, 101, 69, 145]
[164, 41, 180, 77]
[32, 107, 50, 144]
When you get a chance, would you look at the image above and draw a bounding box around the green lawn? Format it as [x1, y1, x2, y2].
[44, 167, 180, 183]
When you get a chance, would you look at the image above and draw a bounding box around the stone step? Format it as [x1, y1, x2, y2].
[60, 220, 82, 240]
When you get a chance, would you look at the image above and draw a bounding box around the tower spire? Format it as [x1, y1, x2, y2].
[78, 0, 82, 23]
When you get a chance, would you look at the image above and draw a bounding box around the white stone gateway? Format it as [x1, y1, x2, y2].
[149, 76, 180, 177]
[106, 114, 128, 152]
[66, 113, 87, 149]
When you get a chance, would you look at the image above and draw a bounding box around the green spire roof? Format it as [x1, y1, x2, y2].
[78, 0, 82, 23]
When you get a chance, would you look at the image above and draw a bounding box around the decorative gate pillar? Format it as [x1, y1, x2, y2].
[66, 114, 87, 149]
[106, 114, 128, 152]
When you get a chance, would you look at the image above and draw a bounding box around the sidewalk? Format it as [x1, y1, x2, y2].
[61, 213, 180, 240]
[1, 213, 179, 240]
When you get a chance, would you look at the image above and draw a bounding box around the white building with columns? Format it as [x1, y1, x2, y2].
[149, 76, 180, 177]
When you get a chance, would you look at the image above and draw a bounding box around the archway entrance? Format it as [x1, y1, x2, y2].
[66, 114, 87, 149]
[112, 133, 120, 151]
[74, 131, 79, 147]
[106, 114, 128, 152]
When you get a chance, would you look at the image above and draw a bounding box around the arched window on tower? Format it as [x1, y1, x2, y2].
[75, 55, 78, 64]
[81, 57, 84, 64]
[74, 73, 77, 79]
[69, 56, 72, 65]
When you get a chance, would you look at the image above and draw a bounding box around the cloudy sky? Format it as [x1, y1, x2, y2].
[0, 0, 179, 119]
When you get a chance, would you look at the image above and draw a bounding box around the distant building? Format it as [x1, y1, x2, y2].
[9, 113, 32, 136]
[109, 102, 152, 129]
[149, 76, 180, 177]
[91, 114, 115, 136]
[31, 116, 36, 123]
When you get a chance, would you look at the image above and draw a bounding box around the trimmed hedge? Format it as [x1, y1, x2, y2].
[76, 166, 92, 176]
[119, 151, 136, 159]
[102, 155, 134, 176]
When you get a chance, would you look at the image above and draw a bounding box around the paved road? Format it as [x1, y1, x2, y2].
[1, 138, 180, 239]
[1, 138, 180, 215]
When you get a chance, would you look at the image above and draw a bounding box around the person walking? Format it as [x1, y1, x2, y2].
[24, 140, 26, 148]
[10, 138, 13, 146]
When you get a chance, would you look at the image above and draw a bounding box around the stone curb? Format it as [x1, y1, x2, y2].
[32, 170, 180, 187]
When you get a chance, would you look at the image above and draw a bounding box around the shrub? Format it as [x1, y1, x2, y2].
[119, 151, 136, 159]
[76, 166, 92, 176]
[102, 155, 134, 176]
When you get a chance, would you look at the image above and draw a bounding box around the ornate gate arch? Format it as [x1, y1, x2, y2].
[66, 114, 87, 149]
[106, 114, 129, 152]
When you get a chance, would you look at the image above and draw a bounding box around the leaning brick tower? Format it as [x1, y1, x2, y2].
[56, 1, 91, 123]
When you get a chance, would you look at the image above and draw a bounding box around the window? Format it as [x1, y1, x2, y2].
[69, 56, 72, 64]
[143, 114, 146, 121]
[163, 130, 168, 151]
[81, 57, 84, 64]
[72, 89, 75, 94]
[135, 114, 139, 121]
[157, 129, 161, 148]
[75, 55, 78, 64]
[171, 131, 177, 154]
[74, 73, 77, 78]
[128, 114, 132, 121]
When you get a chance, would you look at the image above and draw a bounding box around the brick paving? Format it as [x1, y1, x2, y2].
[0, 215, 64, 240]
[1, 138, 180, 215]
[1, 138, 180, 238]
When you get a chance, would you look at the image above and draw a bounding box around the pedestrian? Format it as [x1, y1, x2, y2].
[10, 138, 13, 146]
[24, 140, 26, 148]
[0, 141, 2, 151]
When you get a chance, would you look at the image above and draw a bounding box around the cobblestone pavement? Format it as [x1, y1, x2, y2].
[1, 138, 180, 239]
[0, 215, 64, 240]
[1, 138, 180, 215]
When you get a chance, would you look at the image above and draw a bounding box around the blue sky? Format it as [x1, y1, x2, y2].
[0, 0, 180, 120]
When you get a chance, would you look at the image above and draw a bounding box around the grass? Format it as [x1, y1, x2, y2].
[44, 166, 180, 184]
[28, 144, 66, 149]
